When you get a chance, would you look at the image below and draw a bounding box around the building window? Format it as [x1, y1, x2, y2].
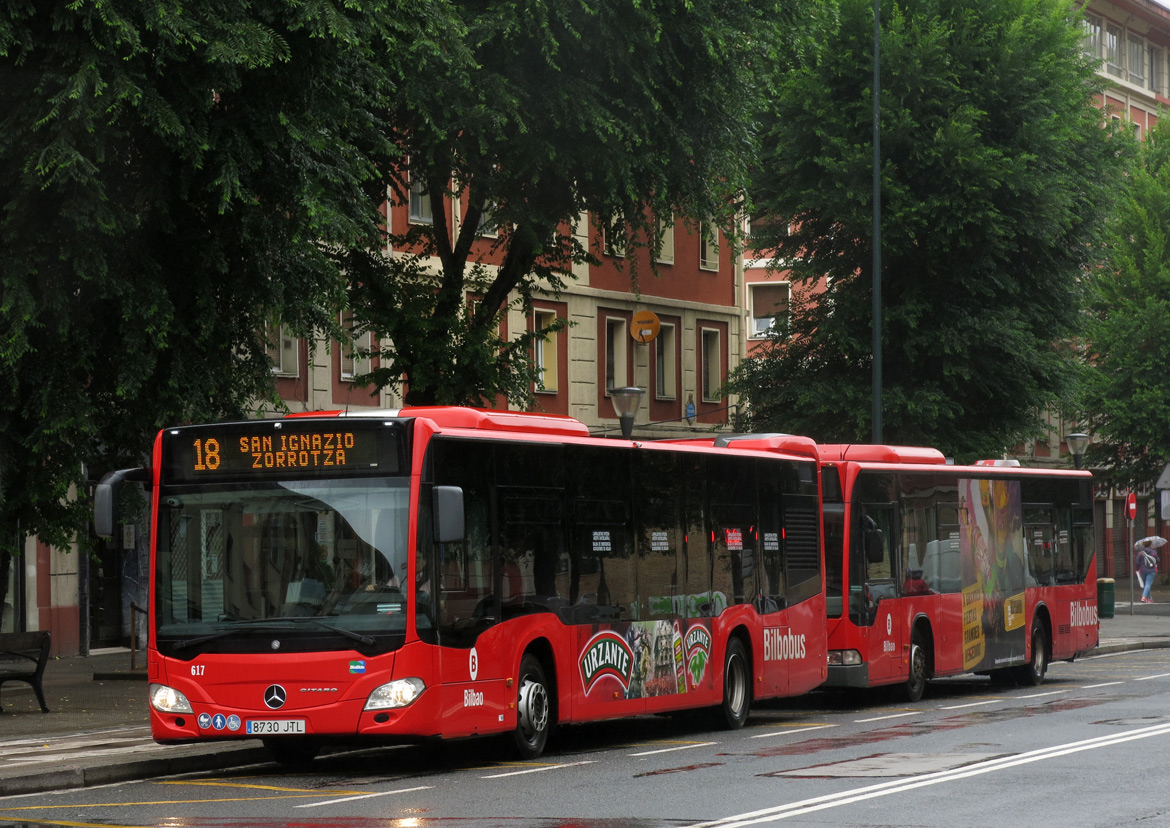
[604, 224, 626, 258]
[1150, 45, 1164, 94]
[1106, 23, 1124, 77]
[655, 323, 677, 400]
[605, 317, 628, 392]
[701, 328, 722, 403]
[340, 310, 373, 380]
[574, 211, 589, 242]
[1083, 14, 1102, 59]
[1129, 34, 1145, 85]
[700, 223, 719, 271]
[409, 174, 433, 224]
[656, 215, 674, 264]
[476, 202, 498, 237]
[533, 309, 558, 393]
[265, 323, 299, 376]
[749, 282, 790, 339]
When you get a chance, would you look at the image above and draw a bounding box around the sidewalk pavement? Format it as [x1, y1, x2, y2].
[3, 601, 1170, 798]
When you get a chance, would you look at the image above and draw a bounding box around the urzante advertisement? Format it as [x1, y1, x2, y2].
[578, 620, 712, 699]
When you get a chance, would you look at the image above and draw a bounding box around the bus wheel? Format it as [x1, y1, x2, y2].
[905, 636, 928, 703]
[1014, 623, 1048, 687]
[720, 638, 751, 729]
[514, 653, 551, 759]
[262, 738, 320, 766]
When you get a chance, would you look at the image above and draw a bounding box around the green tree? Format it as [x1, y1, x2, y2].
[0, 0, 457, 557]
[730, 0, 1130, 461]
[351, 0, 797, 407]
[1079, 119, 1170, 486]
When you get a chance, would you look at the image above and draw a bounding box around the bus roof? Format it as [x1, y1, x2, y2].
[817, 444, 949, 465]
[659, 433, 820, 460]
[296, 406, 594, 438]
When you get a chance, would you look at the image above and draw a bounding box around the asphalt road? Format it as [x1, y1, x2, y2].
[3, 646, 1169, 828]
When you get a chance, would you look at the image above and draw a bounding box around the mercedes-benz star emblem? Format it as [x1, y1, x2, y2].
[264, 684, 287, 710]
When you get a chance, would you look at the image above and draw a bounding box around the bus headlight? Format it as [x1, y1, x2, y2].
[828, 650, 863, 666]
[364, 678, 426, 710]
[149, 683, 194, 714]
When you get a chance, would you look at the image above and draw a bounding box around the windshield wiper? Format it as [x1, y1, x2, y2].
[303, 617, 376, 647]
[174, 617, 376, 649]
[242, 615, 377, 646]
[173, 630, 239, 650]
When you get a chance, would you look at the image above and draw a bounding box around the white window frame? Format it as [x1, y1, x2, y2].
[655, 323, 677, 400]
[1083, 14, 1103, 59]
[1106, 23, 1124, 77]
[700, 327, 722, 403]
[699, 222, 719, 271]
[409, 173, 433, 224]
[605, 317, 629, 392]
[533, 309, 558, 393]
[1129, 33, 1146, 85]
[340, 310, 373, 381]
[265, 323, 299, 377]
[656, 215, 675, 264]
[748, 282, 791, 339]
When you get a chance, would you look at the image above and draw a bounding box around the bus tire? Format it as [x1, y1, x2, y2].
[720, 637, 751, 729]
[262, 737, 320, 766]
[1014, 622, 1048, 687]
[513, 653, 552, 759]
[905, 635, 928, 703]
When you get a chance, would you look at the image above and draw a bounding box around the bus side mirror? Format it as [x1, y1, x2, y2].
[94, 467, 149, 538]
[433, 485, 465, 544]
[864, 526, 885, 564]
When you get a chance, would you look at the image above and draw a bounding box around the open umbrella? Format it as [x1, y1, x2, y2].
[1135, 536, 1168, 550]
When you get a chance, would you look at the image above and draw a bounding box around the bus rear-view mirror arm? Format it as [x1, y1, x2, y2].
[94, 467, 150, 538]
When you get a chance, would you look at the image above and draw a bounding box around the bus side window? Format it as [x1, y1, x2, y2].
[855, 503, 898, 624]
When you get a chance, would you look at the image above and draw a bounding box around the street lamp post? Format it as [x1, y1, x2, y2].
[1066, 432, 1090, 470]
[610, 387, 644, 440]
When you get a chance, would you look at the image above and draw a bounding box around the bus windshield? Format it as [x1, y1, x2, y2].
[154, 477, 411, 657]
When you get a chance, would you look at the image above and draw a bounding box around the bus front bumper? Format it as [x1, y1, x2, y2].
[825, 656, 869, 688]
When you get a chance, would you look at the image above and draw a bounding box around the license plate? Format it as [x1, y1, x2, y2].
[246, 719, 306, 735]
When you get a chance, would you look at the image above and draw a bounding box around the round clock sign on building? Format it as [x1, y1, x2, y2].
[631, 310, 661, 343]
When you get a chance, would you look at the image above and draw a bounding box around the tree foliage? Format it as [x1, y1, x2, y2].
[1079, 119, 1170, 486]
[729, 0, 1130, 462]
[0, 0, 456, 552]
[351, 0, 795, 407]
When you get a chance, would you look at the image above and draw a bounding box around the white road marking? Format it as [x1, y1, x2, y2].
[481, 760, 596, 778]
[750, 725, 836, 739]
[630, 742, 717, 757]
[680, 722, 1170, 828]
[295, 785, 433, 808]
[854, 711, 918, 723]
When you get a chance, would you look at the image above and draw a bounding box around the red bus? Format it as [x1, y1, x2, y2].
[94, 407, 828, 763]
[818, 445, 1098, 701]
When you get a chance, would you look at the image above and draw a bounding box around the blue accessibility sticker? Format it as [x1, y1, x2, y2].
[198, 712, 212, 729]
[212, 713, 227, 731]
[227, 715, 241, 732]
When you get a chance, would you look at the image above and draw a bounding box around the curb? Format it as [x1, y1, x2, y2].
[1091, 638, 1170, 656]
[0, 745, 270, 798]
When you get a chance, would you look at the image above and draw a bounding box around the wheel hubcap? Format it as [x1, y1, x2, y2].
[728, 655, 746, 714]
[518, 677, 548, 739]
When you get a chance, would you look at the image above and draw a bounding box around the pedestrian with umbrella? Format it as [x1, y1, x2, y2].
[1135, 536, 1166, 603]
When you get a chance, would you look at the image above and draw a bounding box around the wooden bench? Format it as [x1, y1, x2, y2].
[0, 630, 51, 713]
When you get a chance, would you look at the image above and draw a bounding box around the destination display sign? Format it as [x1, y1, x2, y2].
[163, 420, 401, 481]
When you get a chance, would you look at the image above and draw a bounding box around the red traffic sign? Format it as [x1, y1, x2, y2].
[1127, 492, 1137, 520]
